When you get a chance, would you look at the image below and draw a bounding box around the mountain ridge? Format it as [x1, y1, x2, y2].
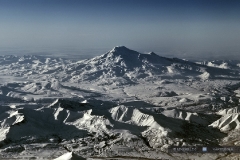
[67, 46, 240, 82]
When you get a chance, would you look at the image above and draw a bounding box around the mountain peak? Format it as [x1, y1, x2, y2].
[148, 52, 157, 56]
[110, 46, 131, 52]
[114, 46, 128, 49]
[109, 46, 139, 56]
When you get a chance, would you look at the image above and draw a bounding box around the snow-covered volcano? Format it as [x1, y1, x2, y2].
[67, 46, 240, 84]
[70, 46, 183, 80]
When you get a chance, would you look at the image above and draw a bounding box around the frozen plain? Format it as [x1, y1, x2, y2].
[0, 46, 240, 159]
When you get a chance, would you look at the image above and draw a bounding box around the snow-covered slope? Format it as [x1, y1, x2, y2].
[68, 46, 173, 83]
[54, 152, 86, 160]
[67, 46, 240, 84]
[197, 60, 240, 70]
[0, 46, 239, 159]
[210, 106, 240, 132]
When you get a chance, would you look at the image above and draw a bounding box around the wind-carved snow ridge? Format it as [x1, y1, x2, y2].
[210, 106, 240, 132]
[0, 109, 25, 142]
[109, 105, 164, 129]
[109, 105, 170, 148]
[0, 47, 240, 159]
[108, 105, 211, 149]
[161, 108, 208, 125]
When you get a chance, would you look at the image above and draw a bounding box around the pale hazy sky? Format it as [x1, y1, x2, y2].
[0, 0, 240, 60]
